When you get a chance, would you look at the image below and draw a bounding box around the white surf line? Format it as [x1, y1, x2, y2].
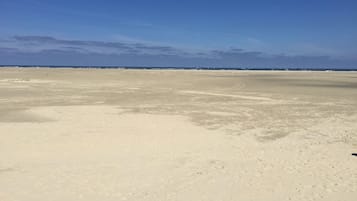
[179, 90, 273, 101]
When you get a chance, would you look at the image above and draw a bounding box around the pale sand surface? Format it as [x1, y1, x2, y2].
[0, 67, 356, 201]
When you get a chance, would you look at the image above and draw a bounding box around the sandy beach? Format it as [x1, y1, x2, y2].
[0, 67, 356, 201]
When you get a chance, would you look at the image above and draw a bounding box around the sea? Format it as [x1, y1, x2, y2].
[0, 65, 356, 71]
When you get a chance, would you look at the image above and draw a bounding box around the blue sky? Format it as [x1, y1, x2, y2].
[0, 0, 357, 68]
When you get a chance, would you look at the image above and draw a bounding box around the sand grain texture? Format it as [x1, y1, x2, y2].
[0, 68, 356, 201]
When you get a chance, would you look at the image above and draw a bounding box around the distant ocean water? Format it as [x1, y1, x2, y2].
[1, 65, 356, 71]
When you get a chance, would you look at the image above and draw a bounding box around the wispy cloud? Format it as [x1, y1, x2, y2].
[10, 35, 181, 55]
[0, 35, 356, 68]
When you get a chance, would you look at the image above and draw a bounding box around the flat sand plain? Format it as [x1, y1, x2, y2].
[0, 67, 356, 201]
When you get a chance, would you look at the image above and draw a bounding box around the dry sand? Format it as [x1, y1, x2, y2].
[0, 67, 356, 201]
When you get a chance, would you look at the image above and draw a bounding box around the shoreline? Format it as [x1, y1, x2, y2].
[1, 65, 357, 72]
